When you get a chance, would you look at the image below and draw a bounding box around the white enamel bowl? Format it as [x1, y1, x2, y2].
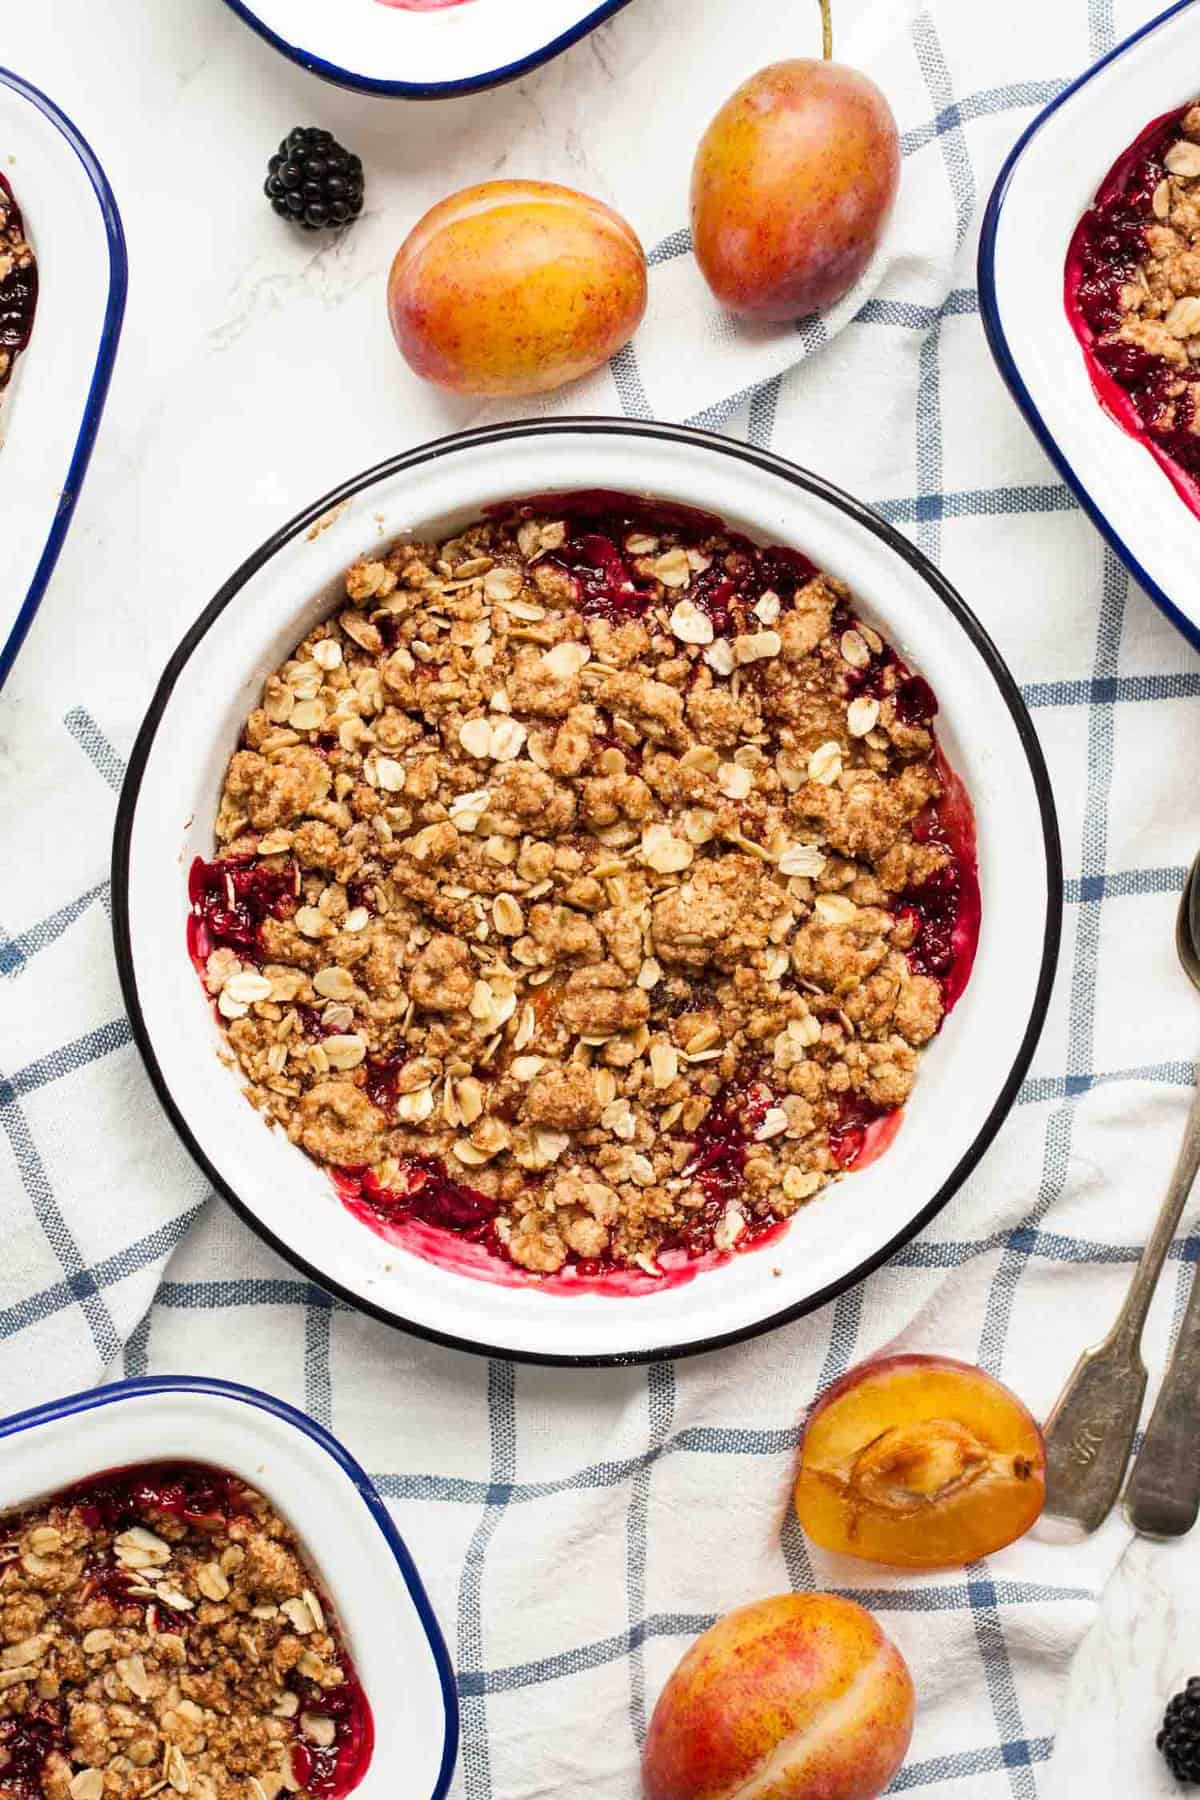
[219, 0, 638, 98]
[113, 419, 1062, 1366]
[0, 67, 125, 688]
[980, 0, 1200, 647]
[0, 1376, 458, 1799]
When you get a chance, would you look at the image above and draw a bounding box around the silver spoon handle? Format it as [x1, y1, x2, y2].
[1043, 1075, 1200, 1533]
[1127, 1240, 1200, 1538]
[1115, 1076, 1200, 1345]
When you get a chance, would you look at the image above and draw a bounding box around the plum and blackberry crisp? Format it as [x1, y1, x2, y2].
[0, 173, 36, 398]
[191, 497, 978, 1282]
[1068, 99, 1200, 509]
[0, 1464, 372, 1800]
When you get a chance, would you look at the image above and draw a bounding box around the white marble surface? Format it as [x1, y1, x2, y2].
[6, 0, 1200, 1792]
[1047, 1534, 1200, 1797]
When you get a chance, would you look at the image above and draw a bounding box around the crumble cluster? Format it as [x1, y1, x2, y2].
[1110, 104, 1200, 375]
[0, 1472, 360, 1800]
[200, 507, 954, 1276]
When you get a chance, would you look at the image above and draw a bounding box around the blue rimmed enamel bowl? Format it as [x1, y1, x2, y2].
[0, 1376, 458, 1799]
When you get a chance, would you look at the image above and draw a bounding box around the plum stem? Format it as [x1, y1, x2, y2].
[819, 0, 833, 59]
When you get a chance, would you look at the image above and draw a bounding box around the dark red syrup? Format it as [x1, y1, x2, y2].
[187, 853, 298, 969]
[830, 1098, 906, 1171]
[363, 1056, 409, 1114]
[0, 1708, 65, 1800]
[337, 1168, 789, 1298]
[1066, 102, 1200, 516]
[0, 173, 37, 395]
[500, 490, 816, 632]
[290, 1672, 375, 1799]
[66, 1460, 251, 1531]
[554, 530, 656, 618]
[919, 748, 981, 1013]
[336, 1158, 501, 1238]
[65, 1463, 253, 1615]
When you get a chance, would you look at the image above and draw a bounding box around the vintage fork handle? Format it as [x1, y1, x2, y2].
[1112, 1075, 1200, 1346]
[1043, 1075, 1200, 1533]
[1127, 1238, 1200, 1536]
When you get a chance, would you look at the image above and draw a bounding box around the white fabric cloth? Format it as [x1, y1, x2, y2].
[3, 0, 1199, 1793]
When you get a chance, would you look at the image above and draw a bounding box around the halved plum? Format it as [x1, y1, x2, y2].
[794, 1353, 1045, 1569]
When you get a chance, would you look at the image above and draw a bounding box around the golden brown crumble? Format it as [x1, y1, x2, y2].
[0, 1467, 368, 1800]
[192, 503, 971, 1278]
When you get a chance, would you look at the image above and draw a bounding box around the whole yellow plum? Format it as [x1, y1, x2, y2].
[691, 57, 900, 321]
[387, 179, 648, 398]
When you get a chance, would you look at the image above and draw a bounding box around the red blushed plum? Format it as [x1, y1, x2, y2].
[690, 57, 900, 321]
[642, 1594, 915, 1800]
[387, 179, 647, 397]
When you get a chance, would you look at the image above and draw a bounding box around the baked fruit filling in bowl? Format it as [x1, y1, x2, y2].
[186, 497, 979, 1293]
[0, 1463, 372, 1800]
[114, 420, 1059, 1363]
[1067, 96, 1200, 513]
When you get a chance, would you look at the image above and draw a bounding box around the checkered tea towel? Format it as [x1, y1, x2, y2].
[3, 0, 1200, 1793]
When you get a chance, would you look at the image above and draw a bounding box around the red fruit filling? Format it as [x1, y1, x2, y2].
[0, 1710, 65, 1800]
[291, 1675, 375, 1798]
[532, 494, 817, 632]
[335, 1081, 787, 1272]
[190, 497, 980, 1290]
[187, 854, 298, 966]
[1066, 103, 1200, 514]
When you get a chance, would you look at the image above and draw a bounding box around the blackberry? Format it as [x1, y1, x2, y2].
[1158, 1680, 1200, 1784]
[264, 127, 364, 231]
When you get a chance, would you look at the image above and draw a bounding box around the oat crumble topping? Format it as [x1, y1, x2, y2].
[0, 1464, 371, 1800]
[1070, 99, 1200, 491]
[190, 497, 978, 1281]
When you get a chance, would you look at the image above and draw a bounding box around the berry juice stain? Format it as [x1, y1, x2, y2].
[1066, 102, 1200, 515]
